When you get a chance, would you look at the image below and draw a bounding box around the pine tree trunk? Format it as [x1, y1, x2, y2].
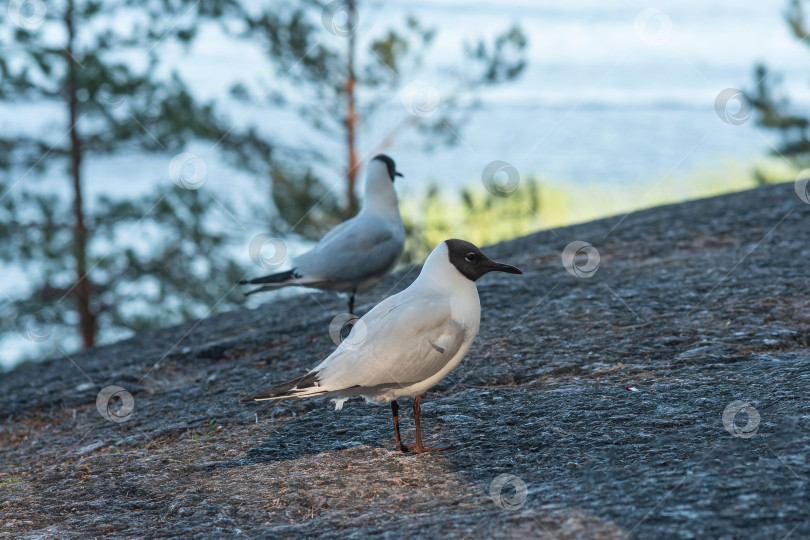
[344, 0, 359, 217]
[65, 0, 95, 348]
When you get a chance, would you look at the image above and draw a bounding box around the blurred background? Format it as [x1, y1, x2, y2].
[2, 0, 809, 370]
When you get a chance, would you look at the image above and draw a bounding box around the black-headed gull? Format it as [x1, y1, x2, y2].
[240, 239, 522, 453]
[241, 154, 405, 314]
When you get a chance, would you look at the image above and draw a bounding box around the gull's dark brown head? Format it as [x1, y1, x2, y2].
[444, 239, 522, 281]
[372, 154, 403, 182]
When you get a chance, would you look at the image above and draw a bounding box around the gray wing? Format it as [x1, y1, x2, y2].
[315, 295, 471, 390]
[294, 214, 404, 282]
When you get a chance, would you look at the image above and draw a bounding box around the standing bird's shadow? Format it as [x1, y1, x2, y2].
[198, 400, 409, 472]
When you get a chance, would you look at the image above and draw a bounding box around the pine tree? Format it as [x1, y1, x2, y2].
[234, 0, 527, 223]
[0, 0, 250, 360]
[747, 0, 810, 168]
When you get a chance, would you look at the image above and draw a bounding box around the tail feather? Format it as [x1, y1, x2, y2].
[240, 269, 299, 286]
[239, 269, 304, 297]
[240, 371, 326, 402]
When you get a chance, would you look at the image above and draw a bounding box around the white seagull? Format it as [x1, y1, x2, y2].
[241, 154, 405, 314]
[240, 239, 522, 453]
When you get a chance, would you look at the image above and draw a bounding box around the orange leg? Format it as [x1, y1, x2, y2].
[391, 395, 449, 454]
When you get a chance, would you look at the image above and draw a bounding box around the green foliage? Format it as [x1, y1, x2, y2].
[400, 162, 784, 265]
[746, 0, 810, 168]
[0, 476, 21, 488]
[0, 180, 246, 337]
[191, 420, 220, 440]
[0, 0, 259, 358]
[401, 179, 545, 264]
[268, 164, 342, 241]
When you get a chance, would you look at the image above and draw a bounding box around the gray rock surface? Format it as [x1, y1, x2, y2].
[1, 183, 809, 539]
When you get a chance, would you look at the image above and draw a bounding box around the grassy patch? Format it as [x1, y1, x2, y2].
[191, 420, 221, 440]
[0, 476, 20, 488]
[399, 158, 799, 263]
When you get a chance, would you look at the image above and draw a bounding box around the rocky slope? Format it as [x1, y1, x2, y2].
[1, 183, 809, 539]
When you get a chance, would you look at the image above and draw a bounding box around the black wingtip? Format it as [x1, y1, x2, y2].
[242, 269, 298, 286]
[239, 371, 321, 404]
[239, 388, 273, 402]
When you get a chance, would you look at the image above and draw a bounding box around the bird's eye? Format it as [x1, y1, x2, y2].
[465, 252, 476, 262]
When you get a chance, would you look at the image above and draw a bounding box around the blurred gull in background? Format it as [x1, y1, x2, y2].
[240, 155, 405, 314]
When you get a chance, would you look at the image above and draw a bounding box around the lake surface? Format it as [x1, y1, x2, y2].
[178, 0, 810, 195]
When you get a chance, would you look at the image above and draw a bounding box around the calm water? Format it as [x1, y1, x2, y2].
[178, 0, 810, 194]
